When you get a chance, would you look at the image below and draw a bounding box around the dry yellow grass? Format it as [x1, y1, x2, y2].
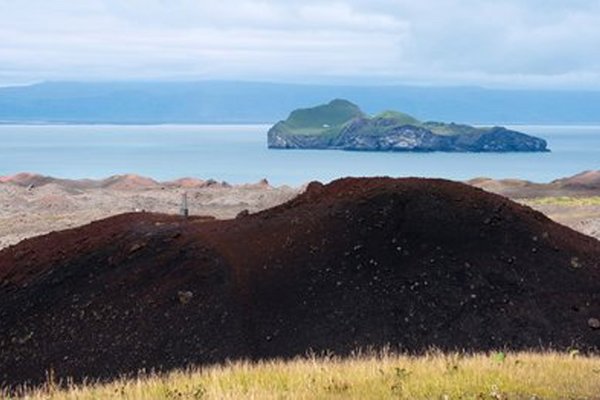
[5, 351, 600, 399]
[524, 196, 600, 206]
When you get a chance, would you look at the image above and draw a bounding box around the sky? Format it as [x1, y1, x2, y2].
[1, 0, 600, 88]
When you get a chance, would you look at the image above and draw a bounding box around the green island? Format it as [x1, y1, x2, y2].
[268, 99, 549, 152]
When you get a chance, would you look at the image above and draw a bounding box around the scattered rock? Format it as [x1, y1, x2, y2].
[177, 291, 194, 304]
[128, 243, 145, 254]
[236, 209, 250, 219]
[588, 318, 600, 330]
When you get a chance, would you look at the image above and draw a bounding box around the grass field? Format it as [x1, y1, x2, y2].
[5, 351, 600, 399]
[525, 196, 600, 206]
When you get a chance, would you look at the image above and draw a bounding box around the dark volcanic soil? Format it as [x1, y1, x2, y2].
[1, 177, 599, 387]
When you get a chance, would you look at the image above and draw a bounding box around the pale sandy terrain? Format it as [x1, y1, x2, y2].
[520, 202, 600, 240]
[1, 171, 600, 250]
[0, 174, 300, 249]
[469, 171, 600, 240]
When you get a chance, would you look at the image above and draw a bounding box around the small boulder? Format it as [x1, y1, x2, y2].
[588, 318, 600, 330]
[177, 291, 194, 304]
[570, 257, 583, 269]
[236, 209, 250, 219]
[128, 242, 145, 254]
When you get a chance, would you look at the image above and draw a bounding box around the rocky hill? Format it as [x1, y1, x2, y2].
[469, 170, 600, 198]
[268, 100, 548, 152]
[1, 177, 598, 387]
[0, 172, 234, 191]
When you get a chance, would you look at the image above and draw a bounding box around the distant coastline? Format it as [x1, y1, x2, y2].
[0, 120, 276, 126]
[3, 121, 600, 127]
[2, 81, 600, 125]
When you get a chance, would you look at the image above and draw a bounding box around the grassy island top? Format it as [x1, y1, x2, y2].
[274, 99, 489, 137]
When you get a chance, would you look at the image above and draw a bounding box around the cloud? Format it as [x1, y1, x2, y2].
[0, 0, 599, 88]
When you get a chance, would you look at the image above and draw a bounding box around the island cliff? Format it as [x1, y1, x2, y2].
[268, 99, 548, 152]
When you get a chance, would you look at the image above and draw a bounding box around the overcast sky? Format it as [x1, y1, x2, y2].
[1, 0, 600, 88]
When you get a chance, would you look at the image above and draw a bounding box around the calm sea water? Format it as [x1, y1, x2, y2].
[0, 124, 599, 186]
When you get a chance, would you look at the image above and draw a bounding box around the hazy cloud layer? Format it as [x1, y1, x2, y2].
[1, 0, 599, 87]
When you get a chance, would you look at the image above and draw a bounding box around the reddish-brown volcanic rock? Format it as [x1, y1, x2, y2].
[1, 177, 599, 387]
[552, 170, 600, 190]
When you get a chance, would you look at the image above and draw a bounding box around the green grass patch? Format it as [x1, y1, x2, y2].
[275, 99, 493, 141]
[525, 196, 600, 206]
[375, 110, 421, 125]
[284, 99, 365, 136]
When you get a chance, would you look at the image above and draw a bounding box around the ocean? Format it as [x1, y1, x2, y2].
[0, 124, 598, 186]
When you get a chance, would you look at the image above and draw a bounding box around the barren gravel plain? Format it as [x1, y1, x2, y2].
[0, 173, 299, 249]
[1, 171, 599, 250]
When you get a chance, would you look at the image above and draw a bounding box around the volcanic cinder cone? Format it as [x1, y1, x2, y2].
[1, 177, 599, 387]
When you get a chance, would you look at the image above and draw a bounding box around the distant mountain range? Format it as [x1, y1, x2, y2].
[1, 81, 599, 124]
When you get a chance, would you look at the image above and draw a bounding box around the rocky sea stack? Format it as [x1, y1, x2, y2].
[268, 99, 549, 152]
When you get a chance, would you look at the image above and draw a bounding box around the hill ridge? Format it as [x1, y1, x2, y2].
[1, 177, 599, 387]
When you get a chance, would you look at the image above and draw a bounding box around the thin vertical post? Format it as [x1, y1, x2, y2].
[180, 192, 189, 218]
